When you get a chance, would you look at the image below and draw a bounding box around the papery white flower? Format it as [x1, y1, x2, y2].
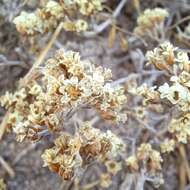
[105, 130, 125, 157]
[159, 82, 190, 104]
[13, 121, 29, 142]
[61, 94, 71, 104]
[160, 139, 175, 153]
[44, 0, 63, 17]
[176, 51, 189, 64]
[13, 12, 44, 35]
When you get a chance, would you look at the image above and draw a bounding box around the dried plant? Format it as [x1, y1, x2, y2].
[136, 41, 190, 148]
[1, 1, 190, 190]
[134, 8, 169, 42]
[0, 48, 127, 180]
[42, 122, 125, 179]
[13, 0, 103, 35]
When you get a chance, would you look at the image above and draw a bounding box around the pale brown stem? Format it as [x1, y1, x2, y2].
[0, 156, 15, 178]
[179, 144, 190, 182]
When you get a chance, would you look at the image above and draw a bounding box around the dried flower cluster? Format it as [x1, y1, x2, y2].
[134, 8, 169, 40]
[2, 0, 190, 189]
[126, 143, 163, 172]
[14, 1, 64, 35]
[99, 173, 112, 188]
[105, 160, 122, 175]
[13, 0, 103, 35]
[0, 83, 46, 142]
[71, 0, 102, 16]
[126, 42, 190, 186]
[42, 122, 125, 179]
[160, 139, 175, 153]
[0, 49, 126, 142]
[136, 42, 190, 150]
[43, 49, 127, 122]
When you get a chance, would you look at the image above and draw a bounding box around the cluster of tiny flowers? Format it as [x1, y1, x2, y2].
[99, 173, 112, 188]
[126, 143, 163, 172]
[147, 42, 190, 111]
[169, 113, 190, 144]
[14, 1, 64, 35]
[146, 41, 190, 73]
[42, 122, 125, 180]
[13, 0, 103, 35]
[74, 0, 102, 15]
[134, 8, 169, 37]
[136, 83, 160, 104]
[0, 49, 126, 142]
[63, 19, 88, 32]
[125, 143, 164, 187]
[146, 41, 176, 71]
[105, 160, 122, 175]
[43, 49, 127, 122]
[137, 42, 190, 145]
[160, 139, 175, 153]
[0, 82, 46, 142]
[59, 0, 102, 15]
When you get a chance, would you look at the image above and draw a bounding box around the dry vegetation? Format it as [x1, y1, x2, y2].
[1, 0, 190, 190]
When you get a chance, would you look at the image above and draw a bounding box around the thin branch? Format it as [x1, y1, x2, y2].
[179, 145, 190, 182]
[84, 0, 127, 37]
[13, 144, 37, 165]
[111, 70, 164, 86]
[168, 15, 190, 31]
[20, 22, 64, 87]
[0, 156, 15, 178]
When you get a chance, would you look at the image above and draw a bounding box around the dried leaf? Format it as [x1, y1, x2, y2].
[119, 33, 128, 52]
[108, 24, 116, 48]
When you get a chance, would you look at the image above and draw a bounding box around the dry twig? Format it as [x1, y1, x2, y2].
[0, 156, 15, 178]
[84, 0, 128, 37]
[179, 145, 190, 182]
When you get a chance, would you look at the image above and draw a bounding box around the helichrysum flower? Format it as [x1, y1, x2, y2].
[146, 41, 190, 73]
[135, 106, 147, 119]
[42, 133, 82, 180]
[158, 82, 190, 106]
[0, 49, 127, 142]
[13, 12, 44, 35]
[136, 83, 159, 103]
[160, 139, 175, 153]
[126, 155, 139, 170]
[137, 143, 152, 160]
[99, 173, 112, 188]
[14, 1, 64, 35]
[105, 160, 122, 175]
[169, 114, 190, 144]
[43, 0, 64, 18]
[134, 8, 169, 37]
[76, 0, 103, 15]
[44, 49, 127, 123]
[63, 19, 88, 32]
[13, 0, 102, 36]
[146, 41, 176, 70]
[127, 143, 163, 172]
[42, 122, 125, 179]
[138, 42, 190, 145]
